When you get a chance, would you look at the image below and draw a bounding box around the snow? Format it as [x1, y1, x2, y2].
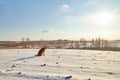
[0, 49, 120, 80]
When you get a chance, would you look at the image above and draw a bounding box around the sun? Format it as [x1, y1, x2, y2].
[94, 11, 116, 26]
[87, 10, 118, 38]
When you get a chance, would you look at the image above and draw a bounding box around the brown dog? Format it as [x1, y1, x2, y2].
[37, 47, 46, 56]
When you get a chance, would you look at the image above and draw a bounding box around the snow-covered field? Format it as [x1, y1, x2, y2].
[0, 49, 120, 80]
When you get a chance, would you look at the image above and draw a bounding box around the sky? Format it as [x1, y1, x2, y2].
[0, 0, 120, 41]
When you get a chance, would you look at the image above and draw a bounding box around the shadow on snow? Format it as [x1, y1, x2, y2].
[9, 55, 38, 62]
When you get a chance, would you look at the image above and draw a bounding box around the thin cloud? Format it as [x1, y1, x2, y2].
[59, 4, 70, 12]
[85, 0, 98, 7]
[40, 29, 54, 33]
[63, 9, 118, 26]
[62, 15, 83, 26]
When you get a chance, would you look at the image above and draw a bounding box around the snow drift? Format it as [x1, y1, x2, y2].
[0, 49, 120, 80]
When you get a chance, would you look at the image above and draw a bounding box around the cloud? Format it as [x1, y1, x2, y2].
[85, 0, 98, 7]
[59, 4, 70, 12]
[63, 9, 118, 26]
[62, 15, 84, 26]
[40, 29, 54, 33]
[114, 7, 120, 13]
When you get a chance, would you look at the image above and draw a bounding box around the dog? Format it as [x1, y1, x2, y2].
[37, 47, 46, 56]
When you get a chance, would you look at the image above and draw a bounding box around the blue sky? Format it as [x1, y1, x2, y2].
[0, 0, 120, 41]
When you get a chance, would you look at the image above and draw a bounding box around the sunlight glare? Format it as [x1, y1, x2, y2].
[94, 11, 116, 26]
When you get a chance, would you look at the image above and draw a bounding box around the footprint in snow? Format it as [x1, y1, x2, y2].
[87, 78, 91, 80]
[56, 62, 59, 64]
[17, 72, 22, 74]
[65, 76, 72, 79]
[40, 64, 46, 67]
[6, 69, 13, 72]
[46, 76, 49, 78]
[11, 64, 16, 68]
[24, 61, 27, 63]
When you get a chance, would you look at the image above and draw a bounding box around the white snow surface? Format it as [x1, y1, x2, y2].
[0, 49, 120, 80]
